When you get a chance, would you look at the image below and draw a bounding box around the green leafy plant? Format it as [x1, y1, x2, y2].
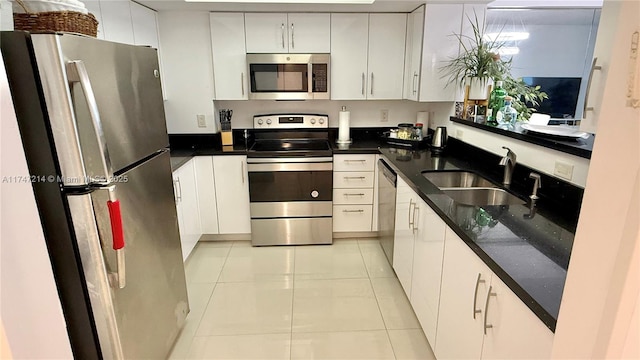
[440, 12, 511, 89]
[503, 76, 549, 121]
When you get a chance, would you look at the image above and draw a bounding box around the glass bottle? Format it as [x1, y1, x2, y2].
[497, 96, 518, 129]
[488, 80, 507, 124]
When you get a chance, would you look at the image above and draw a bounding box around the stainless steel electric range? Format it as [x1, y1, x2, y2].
[247, 114, 333, 246]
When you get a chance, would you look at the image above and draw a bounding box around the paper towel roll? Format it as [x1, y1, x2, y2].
[338, 108, 351, 142]
[417, 111, 429, 128]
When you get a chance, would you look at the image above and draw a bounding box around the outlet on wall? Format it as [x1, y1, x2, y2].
[381, 109, 389, 122]
[554, 161, 574, 180]
[196, 114, 206, 128]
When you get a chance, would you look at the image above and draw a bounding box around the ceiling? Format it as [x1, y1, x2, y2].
[136, 0, 602, 14]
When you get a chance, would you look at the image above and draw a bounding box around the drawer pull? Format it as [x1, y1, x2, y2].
[344, 159, 367, 163]
[344, 176, 366, 180]
[344, 193, 365, 196]
[473, 273, 485, 319]
[484, 285, 497, 335]
[343, 209, 365, 213]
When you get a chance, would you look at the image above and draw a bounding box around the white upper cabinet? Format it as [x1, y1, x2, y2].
[367, 13, 407, 100]
[331, 13, 406, 100]
[418, 4, 465, 102]
[403, 5, 424, 101]
[287, 13, 330, 53]
[244, 13, 330, 53]
[245, 13, 289, 53]
[99, 0, 134, 44]
[330, 13, 369, 100]
[210, 13, 248, 100]
[130, 2, 159, 48]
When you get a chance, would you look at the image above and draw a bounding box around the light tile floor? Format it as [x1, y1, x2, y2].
[169, 239, 436, 360]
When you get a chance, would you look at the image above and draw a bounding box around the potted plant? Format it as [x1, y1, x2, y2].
[502, 76, 548, 121]
[441, 12, 511, 100]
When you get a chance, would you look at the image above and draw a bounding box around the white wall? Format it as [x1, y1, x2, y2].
[0, 54, 73, 359]
[157, 11, 218, 133]
[215, 100, 430, 129]
[551, 0, 640, 357]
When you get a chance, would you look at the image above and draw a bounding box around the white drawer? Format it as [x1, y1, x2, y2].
[333, 188, 374, 205]
[334, 154, 376, 172]
[333, 205, 373, 232]
[333, 171, 374, 188]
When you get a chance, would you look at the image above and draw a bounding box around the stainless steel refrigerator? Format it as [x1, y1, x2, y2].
[1, 32, 188, 359]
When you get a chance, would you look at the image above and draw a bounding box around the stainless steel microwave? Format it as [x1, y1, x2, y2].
[247, 53, 330, 100]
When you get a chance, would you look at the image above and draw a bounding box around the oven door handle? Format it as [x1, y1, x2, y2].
[247, 162, 333, 172]
[247, 157, 333, 164]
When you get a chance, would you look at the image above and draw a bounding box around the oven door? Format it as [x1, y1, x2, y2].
[247, 157, 333, 245]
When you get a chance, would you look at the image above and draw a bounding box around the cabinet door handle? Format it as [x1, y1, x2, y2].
[176, 178, 182, 202]
[344, 159, 367, 163]
[370, 73, 374, 96]
[344, 176, 366, 180]
[361, 73, 365, 96]
[473, 273, 485, 319]
[484, 285, 497, 335]
[342, 209, 364, 213]
[413, 72, 418, 94]
[241, 72, 245, 96]
[412, 204, 419, 232]
[281, 23, 285, 49]
[291, 23, 295, 49]
[584, 57, 602, 113]
[408, 199, 415, 228]
[241, 160, 245, 184]
[344, 193, 365, 196]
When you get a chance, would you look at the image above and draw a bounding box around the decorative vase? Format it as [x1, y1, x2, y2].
[467, 77, 493, 100]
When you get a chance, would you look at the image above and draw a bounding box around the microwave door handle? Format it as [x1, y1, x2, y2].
[308, 63, 313, 97]
[66, 60, 113, 186]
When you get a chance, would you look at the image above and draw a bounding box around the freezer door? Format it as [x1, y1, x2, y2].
[31, 33, 168, 175]
[68, 150, 188, 359]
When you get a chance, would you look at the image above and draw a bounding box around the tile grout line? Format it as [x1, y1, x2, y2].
[183, 241, 234, 356]
[289, 245, 297, 360]
[356, 238, 399, 360]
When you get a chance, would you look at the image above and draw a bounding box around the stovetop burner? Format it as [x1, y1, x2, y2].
[249, 113, 332, 158]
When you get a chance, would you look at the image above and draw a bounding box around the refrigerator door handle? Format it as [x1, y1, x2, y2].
[105, 186, 126, 289]
[66, 60, 114, 186]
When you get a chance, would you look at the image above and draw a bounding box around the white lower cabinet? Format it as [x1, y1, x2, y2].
[212, 155, 251, 234]
[172, 159, 202, 261]
[392, 176, 419, 296]
[435, 228, 554, 359]
[332, 154, 376, 233]
[194, 156, 219, 234]
[410, 204, 446, 347]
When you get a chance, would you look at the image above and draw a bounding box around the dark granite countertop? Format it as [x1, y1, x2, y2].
[379, 144, 576, 332]
[451, 117, 594, 159]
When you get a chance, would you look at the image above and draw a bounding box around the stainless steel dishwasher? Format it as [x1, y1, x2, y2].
[378, 159, 397, 265]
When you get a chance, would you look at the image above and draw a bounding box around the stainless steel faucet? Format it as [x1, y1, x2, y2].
[498, 146, 517, 185]
[529, 172, 542, 199]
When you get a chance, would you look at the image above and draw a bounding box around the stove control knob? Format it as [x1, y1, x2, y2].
[257, 119, 264, 125]
[319, 118, 325, 125]
[311, 190, 319, 198]
[266, 119, 272, 125]
[310, 118, 316, 124]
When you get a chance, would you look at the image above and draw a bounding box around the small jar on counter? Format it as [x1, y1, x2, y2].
[414, 123, 424, 140]
[398, 123, 413, 140]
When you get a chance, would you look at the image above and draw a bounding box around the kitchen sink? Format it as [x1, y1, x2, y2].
[442, 188, 525, 206]
[422, 171, 497, 188]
